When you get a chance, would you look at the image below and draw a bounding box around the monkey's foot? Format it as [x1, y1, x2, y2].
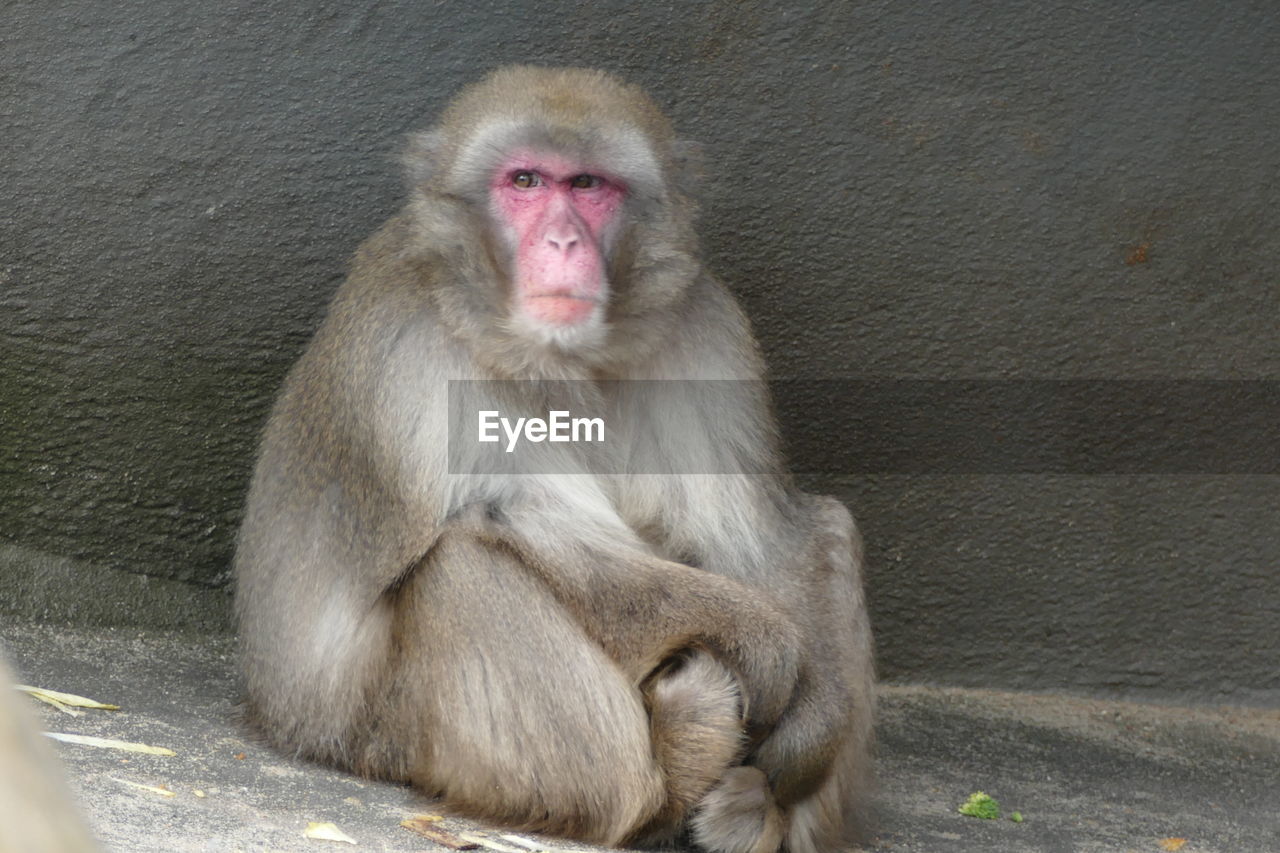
[691, 766, 785, 853]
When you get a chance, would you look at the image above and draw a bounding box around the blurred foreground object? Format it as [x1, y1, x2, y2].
[0, 650, 100, 853]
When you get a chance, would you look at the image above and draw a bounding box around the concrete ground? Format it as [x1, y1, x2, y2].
[1, 618, 1277, 853]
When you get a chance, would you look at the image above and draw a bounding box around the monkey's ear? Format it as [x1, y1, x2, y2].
[402, 130, 444, 189]
[672, 139, 705, 188]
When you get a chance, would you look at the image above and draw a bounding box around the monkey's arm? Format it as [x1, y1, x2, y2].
[444, 494, 802, 733]
[628, 297, 875, 806]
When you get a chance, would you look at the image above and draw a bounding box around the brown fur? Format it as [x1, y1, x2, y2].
[234, 66, 874, 852]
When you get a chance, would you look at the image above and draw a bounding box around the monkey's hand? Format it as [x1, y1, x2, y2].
[691, 582, 803, 734]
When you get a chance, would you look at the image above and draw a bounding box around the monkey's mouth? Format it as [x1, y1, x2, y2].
[523, 293, 600, 326]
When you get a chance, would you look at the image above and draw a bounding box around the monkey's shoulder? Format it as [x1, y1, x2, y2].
[265, 219, 454, 435]
[339, 213, 441, 305]
[644, 273, 765, 380]
[300, 215, 451, 355]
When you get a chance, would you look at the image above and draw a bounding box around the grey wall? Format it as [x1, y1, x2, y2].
[3, 2, 1277, 702]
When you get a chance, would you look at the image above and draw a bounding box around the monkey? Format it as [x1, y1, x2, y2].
[234, 66, 874, 853]
[0, 652, 101, 853]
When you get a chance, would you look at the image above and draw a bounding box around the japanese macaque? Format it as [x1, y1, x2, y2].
[234, 66, 874, 853]
[0, 653, 100, 853]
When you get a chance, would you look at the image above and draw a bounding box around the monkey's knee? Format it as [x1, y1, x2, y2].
[393, 541, 670, 844]
[810, 496, 858, 552]
[691, 766, 785, 853]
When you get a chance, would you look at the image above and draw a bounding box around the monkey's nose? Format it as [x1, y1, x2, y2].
[545, 230, 580, 253]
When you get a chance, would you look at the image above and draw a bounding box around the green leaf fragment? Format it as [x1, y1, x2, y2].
[958, 791, 1000, 820]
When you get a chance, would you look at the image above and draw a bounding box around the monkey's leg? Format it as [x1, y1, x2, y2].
[701, 730, 868, 853]
[371, 532, 743, 846]
[752, 497, 876, 853]
[693, 654, 869, 853]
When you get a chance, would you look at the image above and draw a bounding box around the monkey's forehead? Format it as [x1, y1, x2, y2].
[434, 66, 676, 199]
[447, 119, 665, 196]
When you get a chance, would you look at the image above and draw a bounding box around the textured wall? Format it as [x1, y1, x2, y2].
[3, 2, 1277, 701]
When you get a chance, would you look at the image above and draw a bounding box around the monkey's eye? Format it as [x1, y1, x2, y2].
[511, 171, 542, 189]
[570, 174, 601, 190]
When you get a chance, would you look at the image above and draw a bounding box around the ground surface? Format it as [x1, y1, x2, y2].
[1, 620, 1277, 853]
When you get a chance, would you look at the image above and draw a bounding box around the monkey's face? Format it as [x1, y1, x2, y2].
[489, 150, 625, 336]
[414, 66, 694, 360]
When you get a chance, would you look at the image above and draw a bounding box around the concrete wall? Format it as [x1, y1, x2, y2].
[3, 2, 1277, 703]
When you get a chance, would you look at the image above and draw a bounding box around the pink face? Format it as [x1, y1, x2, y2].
[490, 152, 626, 328]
